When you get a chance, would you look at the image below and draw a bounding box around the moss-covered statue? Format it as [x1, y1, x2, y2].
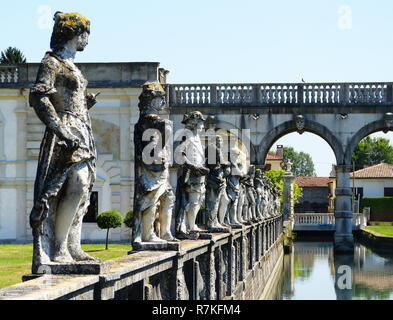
[205, 135, 231, 232]
[131, 82, 177, 249]
[29, 12, 100, 273]
[175, 111, 210, 239]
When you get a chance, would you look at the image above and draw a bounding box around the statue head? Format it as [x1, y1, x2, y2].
[295, 115, 305, 134]
[384, 112, 393, 133]
[255, 168, 263, 178]
[248, 165, 255, 177]
[50, 12, 90, 52]
[215, 135, 224, 149]
[182, 111, 206, 133]
[138, 82, 166, 112]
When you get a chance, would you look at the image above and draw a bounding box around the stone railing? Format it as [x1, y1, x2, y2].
[168, 82, 393, 106]
[0, 66, 19, 83]
[295, 213, 335, 226]
[0, 62, 163, 87]
[294, 212, 368, 231]
[0, 217, 283, 300]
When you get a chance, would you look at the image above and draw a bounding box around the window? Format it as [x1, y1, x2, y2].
[384, 188, 393, 197]
[83, 191, 98, 223]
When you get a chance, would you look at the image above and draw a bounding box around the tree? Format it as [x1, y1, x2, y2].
[282, 146, 316, 177]
[265, 169, 303, 204]
[96, 210, 123, 250]
[352, 136, 393, 170]
[0, 47, 26, 64]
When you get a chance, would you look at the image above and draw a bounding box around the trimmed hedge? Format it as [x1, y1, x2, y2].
[360, 197, 393, 222]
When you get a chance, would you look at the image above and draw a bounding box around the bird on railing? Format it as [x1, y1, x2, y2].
[302, 78, 306, 83]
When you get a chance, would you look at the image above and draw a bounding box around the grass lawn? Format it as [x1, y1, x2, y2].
[0, 243, 131, 290]
[365, 226, 393, 238]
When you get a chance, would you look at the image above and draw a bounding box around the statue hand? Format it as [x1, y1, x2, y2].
[56, 129, 81, 150]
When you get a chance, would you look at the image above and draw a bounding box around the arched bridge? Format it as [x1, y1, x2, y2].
[167, 82, 393, 252]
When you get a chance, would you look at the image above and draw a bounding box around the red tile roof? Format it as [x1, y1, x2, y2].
[266, 152, 283, 160]
[295, 177, 331, 187]
[350, 163, 393, 179]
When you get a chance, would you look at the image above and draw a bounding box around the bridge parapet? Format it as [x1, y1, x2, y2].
[169, 82, 393, 107]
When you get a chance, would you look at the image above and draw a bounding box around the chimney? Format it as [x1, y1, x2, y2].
[276, 145, 283, 158]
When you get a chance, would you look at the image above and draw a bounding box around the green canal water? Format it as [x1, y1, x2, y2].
[271, 240, 393, 300]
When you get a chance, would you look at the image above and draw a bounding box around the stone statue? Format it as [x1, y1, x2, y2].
[205, 135, 231, 232]
[131, 82, 177, 248]
[254, 169, 265, 220]
[241, 165, 259, 223]
[262, 176, 272, 218]
[29, 12, 100, 273]
[175, 111, 210, 239]
[225, 147, 245, 228]
[273, 185, 282, 216]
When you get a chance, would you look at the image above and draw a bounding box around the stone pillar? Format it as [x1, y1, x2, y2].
[227, 235, 236, 296]
[249, 226, 256, 268]
[239, 231, 247, 281]
[334, 165, 354, 253]
[283, 163, 295, 227]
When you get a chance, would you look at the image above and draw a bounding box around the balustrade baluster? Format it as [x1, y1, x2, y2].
[317, 86, 322, 103]
[334, 85, 340, 103]
[280, 86, 285, 103]
[271, 87, 277, 103]
[304, 86, 309, 104]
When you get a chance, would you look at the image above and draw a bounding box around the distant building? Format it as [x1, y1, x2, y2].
[349, 163, 393, 199]
[0, 62, 168, 242]
[265, 145, 285, 171]
[294, 177, 331, 213]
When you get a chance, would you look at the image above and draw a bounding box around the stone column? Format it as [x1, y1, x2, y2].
[334, 165, 354, 253]
[227, 235, 236, 296]
[249, 226, 256, 268]
[283, 163, 295, 227]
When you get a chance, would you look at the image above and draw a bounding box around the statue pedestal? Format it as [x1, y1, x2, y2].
[206, 227, 231, 233]
[25, 261, 110, 279]
[131, 241, 181, 252]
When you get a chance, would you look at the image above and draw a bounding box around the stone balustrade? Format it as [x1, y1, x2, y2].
[169, 82, 393, 107]
[294, 212, 368, 232]
[0, 216, 283, 300]
[0, 66, 19, 83]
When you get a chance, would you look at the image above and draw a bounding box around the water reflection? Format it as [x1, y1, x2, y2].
[271, 241, 393, 300]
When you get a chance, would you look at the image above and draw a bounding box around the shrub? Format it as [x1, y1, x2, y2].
[96, 210, 123, 249]
[124, 210, 133, 229]
[360, 197, 393, 222]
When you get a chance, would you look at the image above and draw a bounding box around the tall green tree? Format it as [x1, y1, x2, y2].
[0, 47, 26, 64]
[282, 146, 316, 176]
[352, 136, 393, 170]
[265, 169, 303, 204]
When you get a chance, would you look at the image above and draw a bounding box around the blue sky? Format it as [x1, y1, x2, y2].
[1, 0, 393, 176]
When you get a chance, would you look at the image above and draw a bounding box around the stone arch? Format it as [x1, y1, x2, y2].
[344, 119, 391, 164]
[211, 119, 257, 163]
[257, 119, 344, 166]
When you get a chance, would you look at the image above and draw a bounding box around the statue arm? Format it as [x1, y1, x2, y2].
[183, 155, 210, 176]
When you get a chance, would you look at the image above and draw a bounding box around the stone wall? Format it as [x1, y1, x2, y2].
[0, 217, 283, 300]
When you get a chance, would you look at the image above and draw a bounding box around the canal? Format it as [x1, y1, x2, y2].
[269, 238, 393, 300]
